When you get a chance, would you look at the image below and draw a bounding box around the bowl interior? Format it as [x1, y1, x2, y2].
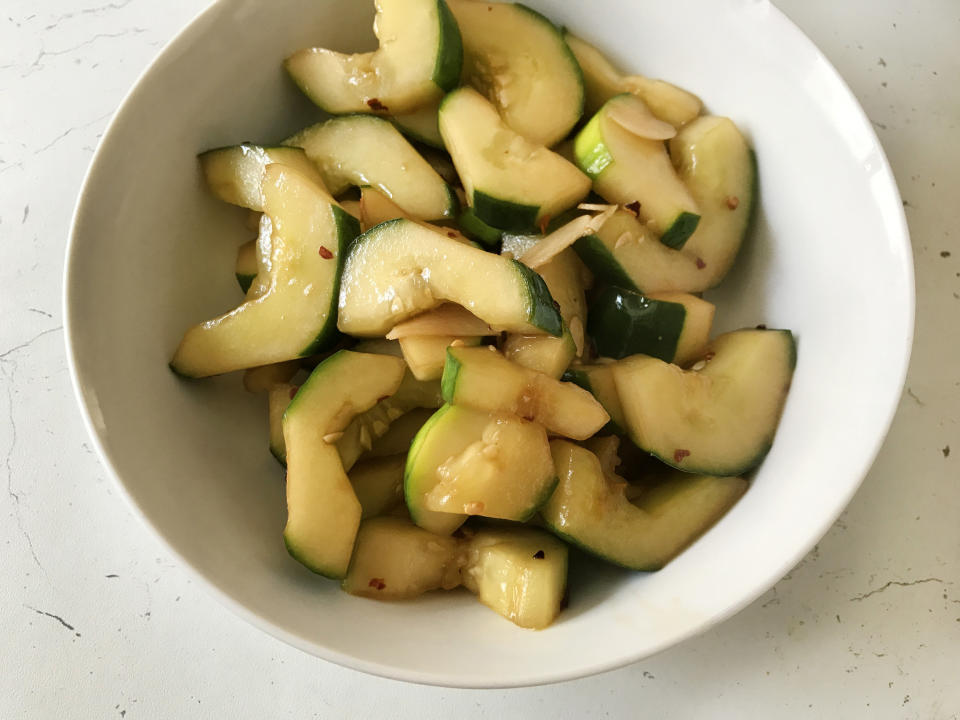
[65, 0, 912, 687]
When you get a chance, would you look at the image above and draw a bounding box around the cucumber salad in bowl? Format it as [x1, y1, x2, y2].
[169, 0, 794, 630]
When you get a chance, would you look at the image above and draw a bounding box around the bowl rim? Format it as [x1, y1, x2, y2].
[62, 0, 914, 689]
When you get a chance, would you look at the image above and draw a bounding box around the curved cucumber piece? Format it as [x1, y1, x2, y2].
[285, 115, 457, 221]
[561, 363, 626, 434]
[671, 116, 757, 288]
[588, 286, 714, 366]
[441, 345, 608, 440]
[575, 94, 699, 248]
[448, 1, 583, 146]
[349, 455, 407, 520]
[458, 207, 503, 248]
[563, 33, 702, 126]
[543, 441, 746, 571]
[439, 87, 590, 232]
[283, 350, 406, 578]
[170, 166, 360, 377]
[404, 404, 556, 533]
[198, 144, 324, 211]
[285, 0, 462, 115]
[234, 239, 257, 293]
[462, 526, 568, 629]
[503, 327, 575, 379]
[612, 329, 796, 476]
[341, 517, 462, 599]
[390, 98, 444, 148]
[398, 335, 483, 381]
[338, 218, 562, 336]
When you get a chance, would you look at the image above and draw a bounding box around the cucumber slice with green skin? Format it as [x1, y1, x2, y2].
[543, 440, 746, 571]
[285, 116, 458, 221]
[398, 335, 483, 381]
[439, 87, 591, 232]
[367, 407, 434, 458]
[670, 117, 757, 288]
[341, 517, 462, 599]
[338, 218, 563, 336]
[462, 526, 568, 629]
[575, 94, 700, 248]
[458, 208, 503, 248]
[588, 286, 714, 366]
[390, 98, 444, 149]
[448, 0, 583, 147]
[268, 382, 297, 465]
[283, 350, 406, 578]
[562, 33, 702, 127]
[562, 363, 627, 434]
[503, 326, 576, 379]
[441, 345, 608, 440]
[198, 145, 325, 211]
[404, 404, 556, 533]
[234, 239, 257, 293]
[350, 455, 407, 519]
[243, 359, 299, 393]
[612, 329, 796, 476]
[285, 0, 462, 115]
[170, 165, 360, 378]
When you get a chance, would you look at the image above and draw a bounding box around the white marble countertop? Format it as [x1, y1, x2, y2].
[2, 0, 958, 717]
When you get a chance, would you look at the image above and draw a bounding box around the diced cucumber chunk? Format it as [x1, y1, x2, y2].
[448, 1, 583, 146]
[462, 526, 568, 629]
[439, 87, 590, 232]
[398, 335, 483, 381]
[612, 329, 796, 476]
[338, 218, 562, 336]
[285, 115, 458, 221]
[441, 345, 608, 440]
[341, 517, 462, 599]
[563, 33, 702, 127]
[283, 350, 406, 578]
[562, 363, 627, 435]
[198, 144, 324, 211]
[575, 94, 700, 248]
[503, 327, 576, 379]
[285, 0, 462, 115]
[350, 455, 407, 519]
[234, 239, 258, 293]
[588, 286, 714, 366]
[543, 441, 746, 571]
[170, 166, 360, 377]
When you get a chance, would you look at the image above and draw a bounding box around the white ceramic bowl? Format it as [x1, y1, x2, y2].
[64, 0, 913, 688]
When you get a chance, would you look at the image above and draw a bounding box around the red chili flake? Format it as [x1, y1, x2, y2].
[624, 200, 641, 216]
[756, 323, 767, 330]
[368, 578, 387, 590]
[538, 215, 552, 234]
[673, 448, 691, 463]
[533, 550, 545, 559]
[447, 231, 457, 238]
[318, 246, 333, 259]
[289, 386, 299, 399]
[366, 98, 388, 112]
[726, 196, 740, 210]
[695, 257, 706, 269]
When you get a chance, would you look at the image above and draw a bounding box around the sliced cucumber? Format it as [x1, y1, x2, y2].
[386, 303, 493, 339]
[268, 382, 296, 465]
[439, 87, 590, 232]
[562, 363, 626, 434]
[543, 440, 746, 571]
[448, 1, 583, 146]
[242, 360, 299, 393]
[350, 454, 407, 519]
[234, 239, 258, 293]
[670, 116, 757, 288]
[575, 94, 700, 248]
[390, 98, 444, 148]
[359, 186, 471, 244]
[170, 165, 360, 377]
[562, 33, 702, 127]
[398, 335, 483, 381]
[285, 0, 462, 115]
[458, 207, 503, 248]
[285, 115, 457, 221]
[588, 286, 714, 366]
[367, 407, 435, 457]
[462, 526, 568, 629]
[341, 517, 462, 599]
[612, 329, 796, 476]
[338, 218, 562, 336]
[503, 327, 575, 379]
[283, 350, 406, 578]
[198, 144, 325, 211]
[441, 345, 608, 440]
[405, 404, 555, 533]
